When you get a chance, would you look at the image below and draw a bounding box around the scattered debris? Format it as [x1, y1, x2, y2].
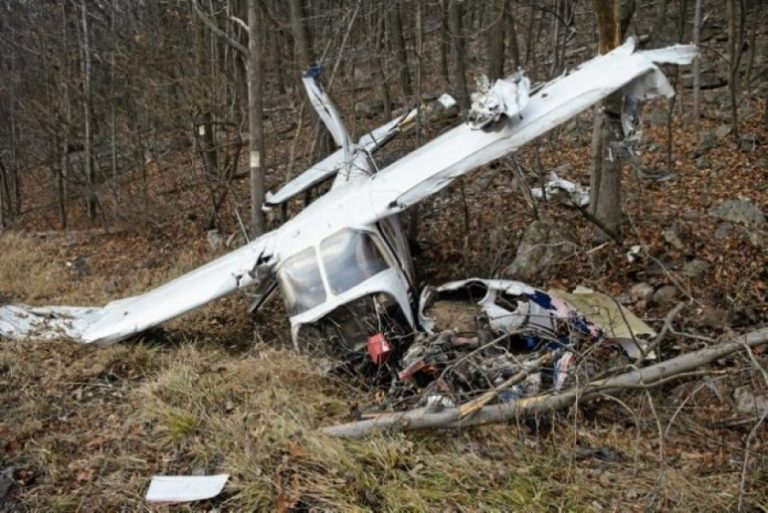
[468, 73, 530, 129]
[322, 328, 768, 438]
[626, 245, 645, 263]
[531, 172, 590, 207]
[550, 286, 656, 359]
[145, 474, 229, 505]
[388, 279, 655, 413]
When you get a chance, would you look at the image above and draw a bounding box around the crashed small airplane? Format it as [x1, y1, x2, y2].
[0, 39, 695, 362]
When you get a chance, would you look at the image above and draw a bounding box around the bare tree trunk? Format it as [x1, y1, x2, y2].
[288, 0, 314, 70]
[248, 0, 265, 236]
[0, 156, 5, 231]
[7, 56, 21, 217]
[374, 15, 392, 120]
[727, 0, 741, 141]
[58, 1, 70, 230]
[449, 0, 469, 109]
[110, 0, 119, 221]
[80, 0, 97, 221]
[692, 0, 702, 129]
[440, 0, 450, 80]
[388, 3, 413, 99]
[486, 0, 506, 80]
[588, 0, 631, 240]
[507, 3, 520, 71]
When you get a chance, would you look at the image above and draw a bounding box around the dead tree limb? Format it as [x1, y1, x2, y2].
[321, 328, 768, 438]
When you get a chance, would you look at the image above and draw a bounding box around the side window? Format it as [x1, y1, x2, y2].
[279, 247, 326, 315]
[320, 230, 390, 295]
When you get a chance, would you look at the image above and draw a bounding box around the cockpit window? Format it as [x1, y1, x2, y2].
[320, 229, 390, 295]
[279, 246, 326, 316]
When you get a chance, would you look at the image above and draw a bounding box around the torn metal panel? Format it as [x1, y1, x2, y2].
[549, 286, 656, 359]
[418, 278, 602, 340]
[419, 279, 538, 335]
[468, 73, 530, 129]
[145, 474, 229, 505]
[530, 172, 590, 207]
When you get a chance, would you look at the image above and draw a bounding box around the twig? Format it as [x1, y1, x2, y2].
[458, 353, 551, 418]
[643, 301, 686, 360]
[737, 340, 768, 512]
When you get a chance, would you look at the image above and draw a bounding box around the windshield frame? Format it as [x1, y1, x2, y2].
[278, 228, 395, 317]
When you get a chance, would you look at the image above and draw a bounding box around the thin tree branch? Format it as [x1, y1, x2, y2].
[191, 0, 247, 55]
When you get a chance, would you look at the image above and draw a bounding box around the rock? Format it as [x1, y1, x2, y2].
[714, 222, 733, 239]
[629, 282, 654, 303]
[354, 99, 384, 119]
[504, 221, 576, 282]
[693, 130, 717, 157]
[207, 229, 225, 251]
[682, 258, 710, 278]
[662, 224, 685, 250]
[715, 124, 731, 138]
[695, 156, 711, 170]
[698, 306, 728, 330]
[733, 386, 768, 415]
[652, 285, 679, 306]
[708, 199, 766, 226]
[648, 109, 668, 126]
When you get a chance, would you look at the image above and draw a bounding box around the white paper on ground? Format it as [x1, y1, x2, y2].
[146, 474, 229, 504]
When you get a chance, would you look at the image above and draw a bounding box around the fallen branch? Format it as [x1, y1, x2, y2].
[458, 353, 551, 418]
[321, 327, 768, 438]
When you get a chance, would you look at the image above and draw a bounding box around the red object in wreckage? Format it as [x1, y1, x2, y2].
[367, 333, 392, 365]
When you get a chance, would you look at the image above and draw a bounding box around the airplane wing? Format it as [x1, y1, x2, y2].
[264, 110, 415, 207]
[365, 39, 696, 218]
[0, 230, 277, 345]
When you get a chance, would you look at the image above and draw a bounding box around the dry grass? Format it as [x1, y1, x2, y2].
[0, 233, 67, 302]
[2, 333, 766, 512]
